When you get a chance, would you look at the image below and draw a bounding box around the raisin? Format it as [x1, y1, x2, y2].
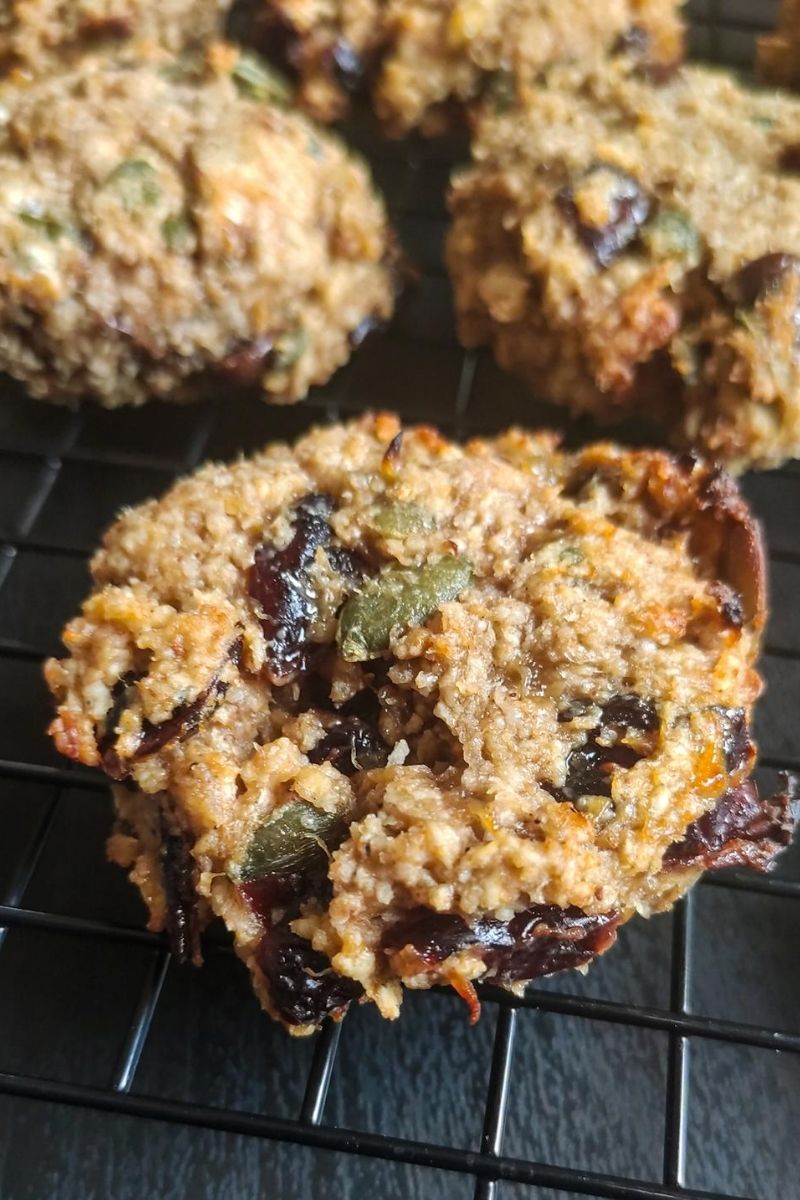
[381, 431, 403, 482]
[256, 922, 362, 1026]
[663, 775, 799, 872]
[238, 866, 332, 928]
[98, 639, 242, 780]
[308, 715, 390, 775]
[547, 695, 659, 803]
[219, 336, 275, 385]
[349, 314, 384, 348]
[615, 24, 650, 58]
[326, 545, 368, 586]
[328, 39, 365, 91]
[601, 694, 659, 732]
[732, 253, 800, 308]
[98, 671, 140, 778]
[717, 707, 754, 774]
[558, 164, 651, 268]
[383, 904, 620, 990]
[778, 143, 800, 172]
[249, 493, 334, 684]
[159, 813, 202, 966]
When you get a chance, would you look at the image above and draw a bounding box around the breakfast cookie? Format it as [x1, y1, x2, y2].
[447, 63, 800, 470]
[0, 0, 228, 74]
[237, 0, 686, 133]
[0, 47, 396, 407]
[757, 0, 800, 90]
[45, 414, 797, 1033]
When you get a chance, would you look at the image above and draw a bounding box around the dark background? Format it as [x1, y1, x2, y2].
[1, 3, 798, 1198]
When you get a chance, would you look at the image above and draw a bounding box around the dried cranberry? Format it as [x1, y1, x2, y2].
[732, 253, 800, 308]
[383, 909, 510, 965]
[558, 164, 651, 268]
[239, 866, 331, 927]
[308, 715, 390, 776]
[663, 775, 799, 872]
[159, 816, 201, 966]
[547, 694, 659, 803]
[383, 904, 620, 987]
[249, 493, 334, 684]
[256, 922, 362, 1026]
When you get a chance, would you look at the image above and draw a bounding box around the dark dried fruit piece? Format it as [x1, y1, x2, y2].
[732, 253, 800, 308]
[349, 313, 385, 349]
[249, 492, 334, 684]
[98, 639, 242, 780]
[558, 163, 651, 268]
[256, 922, 362, 1026]
[159, 812, 202, 966]
[381, 431, 403, 482]
[717, 707, 754, 775]
[663, 774, 799, 872]
[219, 336, 274, 385]
[308, 715, 390, 776]
[383, 904, 620, 989]
[328, 39, 366, 92]
[326, 545, 368, 586]
[98, 671, 140, 778]
[547, 694, 659, 804]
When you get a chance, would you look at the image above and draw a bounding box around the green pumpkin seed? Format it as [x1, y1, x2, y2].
[641, 208, 701, 267]
[366, 501, 436, 537]
[232, 52, 292, 105]
[162, 212, 195, 252]
[106, 159, 161, 210]
[338, 556, 472, 662]
[17, 210, 67, 240]
[235, 800, 345, 882]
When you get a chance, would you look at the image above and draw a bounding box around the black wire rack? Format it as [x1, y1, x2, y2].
[1, 5, 798, 1199]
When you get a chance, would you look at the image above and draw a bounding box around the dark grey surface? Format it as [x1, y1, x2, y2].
[1, 6, 798, 1198]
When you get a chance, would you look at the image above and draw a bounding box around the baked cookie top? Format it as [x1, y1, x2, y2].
[245, 0, 685, 133]
[46, 414, 776, 1026]
[0, 46, 395, 406]
[449, 63, 800, 469]
[0, 0, 227, 74]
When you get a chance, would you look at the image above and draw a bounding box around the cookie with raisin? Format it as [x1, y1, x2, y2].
[0, 47, 396, 407]
[447, 62, 800, 470]
[46, 414, 797, 1032]
[235, 0, 685, 134]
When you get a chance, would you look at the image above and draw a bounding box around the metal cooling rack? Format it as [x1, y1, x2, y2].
[0, 5, 798, 1199]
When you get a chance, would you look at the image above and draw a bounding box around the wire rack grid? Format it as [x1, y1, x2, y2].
[0, 5, 798, 1200]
